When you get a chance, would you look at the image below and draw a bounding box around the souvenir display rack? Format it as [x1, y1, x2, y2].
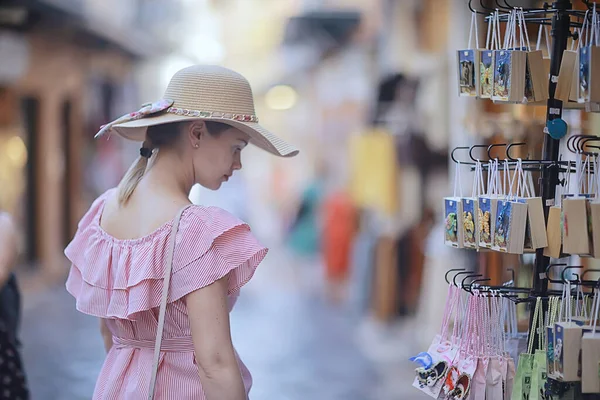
[409, 2, 600, 398]
[465, 0, 590, 350]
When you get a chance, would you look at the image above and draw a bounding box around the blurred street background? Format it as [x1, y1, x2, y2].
[0, 0, 559, 399]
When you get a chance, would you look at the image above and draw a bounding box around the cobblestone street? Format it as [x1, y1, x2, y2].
[19, 250, 424, 399]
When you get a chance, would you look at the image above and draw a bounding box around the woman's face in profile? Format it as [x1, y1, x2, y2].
[193, 125, 249, 190]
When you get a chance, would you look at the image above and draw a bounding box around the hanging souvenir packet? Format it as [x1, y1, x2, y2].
[528, 295, 548, 400]
[552, 282, 584, 383]
[511, 297, 542, 400]
[546, 296, 561, 378]
[588, 154, 600, 258]
[581, 286, 600, 393]
[479, 159, 500, 249]
[458, 12, 482, 97]
[463, 161, 485, 249]
[578, 5, 600, 105]
[563, 154, 594, 256]
[544, 167, 571, 259]
[518, 9, 547, 104]
[445, 162, 465, 248]
[524, 170, 548, 250]
[493, 10, 527, 103]
[555, 21, 580, 103]
[410, 284, 460, 398]
[515, 162, 548, 252]
[531, 23, 551, 103]
[545, 296, 579, 400]
[569, 28, 581, 104]
[443, 292, 478, 400]
[493, 160, 528, 254]
[485, 294, 507, 400]
[502, 294, 519, 400]
[480, 11, 501, 99]
[470, 292, 496, 399]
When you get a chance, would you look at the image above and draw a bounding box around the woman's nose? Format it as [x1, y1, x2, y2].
[232, 153, 242, 170]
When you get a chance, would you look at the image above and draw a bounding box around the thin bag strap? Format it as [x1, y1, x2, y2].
[148, 205, 191, 400]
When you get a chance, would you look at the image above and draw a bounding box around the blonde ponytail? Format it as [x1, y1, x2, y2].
[117, 141, 153, 205]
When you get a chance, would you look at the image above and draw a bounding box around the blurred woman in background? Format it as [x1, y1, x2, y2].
[0, 212, 29, 399]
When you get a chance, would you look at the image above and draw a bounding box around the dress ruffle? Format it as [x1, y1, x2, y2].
[65, 190, 268, 320]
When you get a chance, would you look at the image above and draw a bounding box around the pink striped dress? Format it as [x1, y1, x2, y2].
[65, 188, 268, 399]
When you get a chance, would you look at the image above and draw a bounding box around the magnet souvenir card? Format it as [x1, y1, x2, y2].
[458, 12, 482, 98]
[462, 161, 485, 250]
[479, 159, 502, 249]
[492, 10, 527, 104]
[492, 163, 528, 254]
[445, 162, 465, 248]
[478, 197, 493, 249]
[445, 198, 464, 249]
[492, 199, 528, 254]
[461, 198, 478, 250]
[479, 11, 501, 99]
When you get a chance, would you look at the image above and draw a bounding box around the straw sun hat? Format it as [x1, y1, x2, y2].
[95, 65, 299, 158]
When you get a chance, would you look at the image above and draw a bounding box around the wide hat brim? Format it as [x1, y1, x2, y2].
[112, 113, 299, 158]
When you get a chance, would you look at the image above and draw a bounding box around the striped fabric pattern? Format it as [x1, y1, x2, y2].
[64, 189, 268, 399]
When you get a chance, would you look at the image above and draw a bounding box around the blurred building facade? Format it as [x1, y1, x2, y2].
[0, 0, 179, 275]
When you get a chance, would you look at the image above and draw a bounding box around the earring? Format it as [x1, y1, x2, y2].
[194, 144, 199, 148]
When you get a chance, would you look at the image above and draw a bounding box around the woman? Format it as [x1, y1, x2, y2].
[0, 212, 29, 399]
[65, 65, 297, 399]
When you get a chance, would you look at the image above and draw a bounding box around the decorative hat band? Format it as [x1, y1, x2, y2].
[94, 98, 259, 139]
[167, 107, 259, 123]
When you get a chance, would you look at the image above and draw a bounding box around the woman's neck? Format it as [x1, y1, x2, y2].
[140, 150, 194, 201]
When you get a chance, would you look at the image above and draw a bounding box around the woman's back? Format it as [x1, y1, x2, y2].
[99, 179, 189, 242]
[65, 188, 267, 398]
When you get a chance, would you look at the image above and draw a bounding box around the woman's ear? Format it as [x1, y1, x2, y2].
[187, 121, 206, 145]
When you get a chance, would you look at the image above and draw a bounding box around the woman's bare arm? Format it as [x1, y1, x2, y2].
[0, 213, 18, 287]
[186, 275, 246, 400]
[99, 319, 113, 353]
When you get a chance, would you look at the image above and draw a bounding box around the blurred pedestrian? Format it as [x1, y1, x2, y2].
[321, 189, 357, 304]
[286, 180, 323, 258]
[0, 212, 29, 399]
[64, 65, 298, 399]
